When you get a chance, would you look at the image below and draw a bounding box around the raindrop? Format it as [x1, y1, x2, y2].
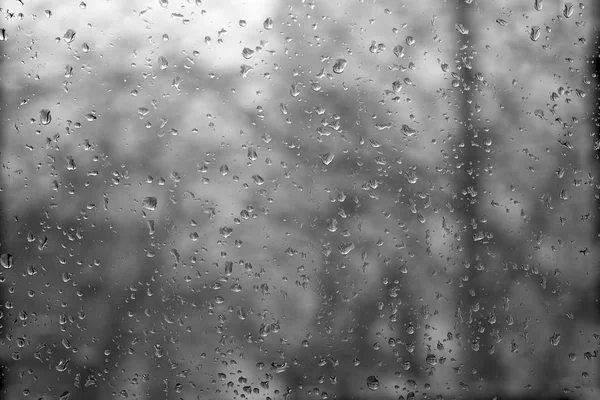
[530, 26, 540, 42]
[63, 29, 76, 44]
[0, 254, 13, 269]
[0, 29, 7, 41]
[142, 197, 158, 211]
[239, 20, 247, 27]
[549, 333, 561, 346]
[534, 0, 543, 11]
[455, 23, 469, 35]
[425, 354, 437, 365]
[242, 47, 255, 59]
[366, 376, 380, 391]
[405, 36, 415, 46]
[40, 109, 52, 125]
[338, 241, 355, 255]
[240, 64, 254, 77]
[563, 3, 573, 18]
[332, 58, 347, 74]
[393, 45, 404, 58]
[326, 218, 338, 232]
[263, 17, 274, 30]
[158, 56, 169, 70]
[496, 19, 508, 27]
[320, 152, 335, 166]
[158, 0, 169, 8]
[56, 359, 69, 372]
[290, 83, 300, 97]
[401, 124, 417, 137]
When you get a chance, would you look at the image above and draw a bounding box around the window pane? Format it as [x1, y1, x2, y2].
[0, 1, 598, 399]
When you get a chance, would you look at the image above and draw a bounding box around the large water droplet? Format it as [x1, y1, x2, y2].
[63, 29, 76, 44]
[530, 26, 540, 42]
[0, 254, 13, 269]
[40, 109, 52, 125]
[332, 58, 347, 74]
[242, 47, 255, 59]
[366, 376, 380, 391]
[158, 56, 169, 70]
[534, 0, 543, 11]
[142, 197, 158, 211]
[563, 3, 574, 18]
[263, 17, 273, 30]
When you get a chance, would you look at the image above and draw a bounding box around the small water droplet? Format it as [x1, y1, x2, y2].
[496, 19, 508, 27]
[534, 0, 543, 11]
[158, 0, 169, 8]
[405, 36, 415, 46]
[549, 333, 561, 346]
[332, 58, 347, 74]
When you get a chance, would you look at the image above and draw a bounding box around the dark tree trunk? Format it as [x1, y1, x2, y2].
[453, 0, 503, 390]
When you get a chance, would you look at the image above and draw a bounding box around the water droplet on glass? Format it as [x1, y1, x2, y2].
[40, 109, 52, 125]
[263, 17, 273, 30]
[320, 152, 335, 166]
[496, 19, 508, 26]
[219, 164, 229, 176]
[0, 29, 8, 41]
[405, 36, 415, 46]
[530, 26, 540, 42]
[56, 359, 69, 372]
[290, 83, 300, 97]
[393, 45, 404, 58]
[0, 254, 13, 269]
[366, 376, 380, 391]
[455, 23, 469, 35]
[240, 64, 253, 77]
[425, 354, 437, 365]
[549, 333, 561, 346]
[332, 58, 347, 74]
[239, 20, 247, 27]
[242, 47, 255, 59]
[158, 0, 169, 8]
[563, 3, 574, 18]
[63, 29, 76, 44]
[401, 124, 417, 137]
[142, 197, 158, 211]
[338, 241, 355, 255]
[158, 56, 169, 70]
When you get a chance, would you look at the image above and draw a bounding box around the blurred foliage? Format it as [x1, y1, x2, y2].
[0, 1, 599, 399]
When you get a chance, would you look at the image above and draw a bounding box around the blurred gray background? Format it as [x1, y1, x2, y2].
[0, 0, 598, 399]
